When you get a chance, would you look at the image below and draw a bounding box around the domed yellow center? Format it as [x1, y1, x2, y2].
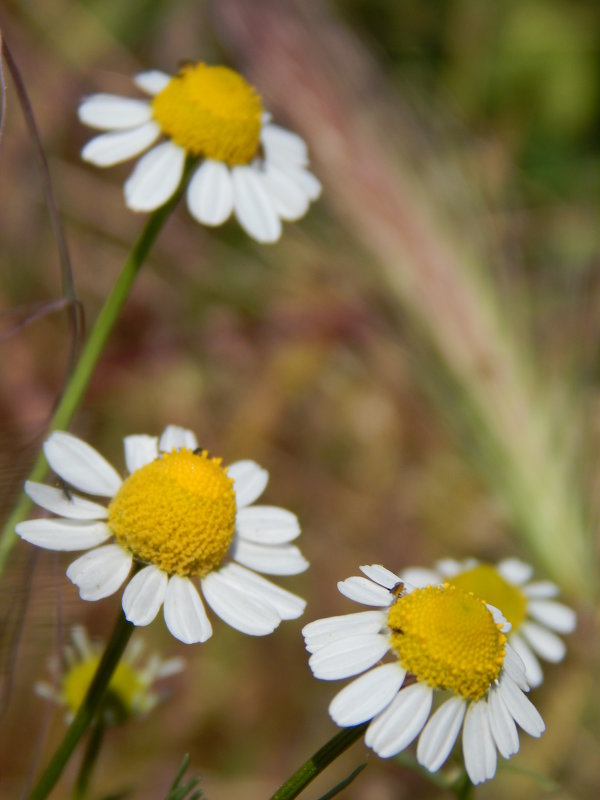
[387, 584, 507, 700]
[108, 448, 236, 577]
[447, 564, 527, 630]
[62, 656, 144, 717]
[151, 63, 263, 165]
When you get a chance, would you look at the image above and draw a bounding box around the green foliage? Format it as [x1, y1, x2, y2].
[164, 754, 205, 800]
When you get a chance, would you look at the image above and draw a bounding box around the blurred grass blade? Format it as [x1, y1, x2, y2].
[217, 0, 595, 598]
[164, 754, 204, 800]
[316, 761, 367, 800]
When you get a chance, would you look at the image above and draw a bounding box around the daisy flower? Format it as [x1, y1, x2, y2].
[16, 425, 308, 644]
[400, 558, 576, 688]
[78, 62, 321, 243]
[36, 625, 184, 724]
[302, 565, 545, 785]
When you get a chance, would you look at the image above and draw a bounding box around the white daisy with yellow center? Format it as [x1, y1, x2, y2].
[36, 625, 184, 723]
[400, 558, 576, 687]
[78, 63, 321, 243]
[17, 425, 308, 644]
[302, 565, 545, 785]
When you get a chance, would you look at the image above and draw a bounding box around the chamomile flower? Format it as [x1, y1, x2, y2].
[78, 63, 321, 243]
[36, 625, 184, 723]
[302, 565, 545, 785]
[17, 425, 308, 644]
[400, 558, 576, 688]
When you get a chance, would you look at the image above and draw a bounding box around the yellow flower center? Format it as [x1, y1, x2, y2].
[447, 564, 528, 630]
[387, 584, 507, 700]
[62, 657, 145, 718]
[108, 448, 236, 577]
[151, 63, 263, 165]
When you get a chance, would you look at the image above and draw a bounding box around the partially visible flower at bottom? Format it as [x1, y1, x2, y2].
[302, 565, 545, 785]
[400, 558, 576, 688]
[36, 626, 184, 724]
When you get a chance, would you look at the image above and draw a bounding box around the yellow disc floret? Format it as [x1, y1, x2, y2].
[447, 563, 528, 630]
[387, 584, 506, 700]
[108, 448, 236, 577]
[151, 63, 263, 165]
[62, 656, 145, 718]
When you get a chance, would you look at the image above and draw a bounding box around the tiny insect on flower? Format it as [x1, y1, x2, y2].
[303, 564, 545, 785]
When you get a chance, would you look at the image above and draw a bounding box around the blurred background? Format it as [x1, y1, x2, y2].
[1, 0, 599, 797]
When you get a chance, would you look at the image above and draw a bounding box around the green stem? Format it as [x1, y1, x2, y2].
[269, 724, 368, 800]
[0, 193, 180, 574]
[27, 608, 134, 800]
[451, 769, 474, 800]
[71, 718, 106, 800]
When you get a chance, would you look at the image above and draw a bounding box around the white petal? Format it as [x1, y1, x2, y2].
[417, 696, 466, 772]
[16, 518, 112, 551]
[23, 481, 108, 520]
[230, 538, 308, 575]
[186, 160, 234, 225]
[487, 604, 510, 632]
[78, 95, 153, 130]
[502, 643, 529, 690]
[217, 562, 305, 620]
[232, 166, 281, 243]
[308, 633, 390, 680]
[527, 600, 576, 633]
[261, 163, 310, 221]
[236, 506, 300, 544]
[281, 165, 322, 201]
[81, 122, 161, 167]
[520, 621, 566, 662]
[158, 425, 198, 452]
[122, 565, 167, 626]
[124, 435, 159, 473]
[134, 70, 171, 95]
[152, 657, 186, 680]
[66, 545, 132, 600]
[488, 685, 520, 758]
[359, 564, 402, 590]
[71, 626, 94, 659]
[365, 683, 433, 758]
[337, 576, 392, 607]
[35, 682, 57, 702]
[398, 567, 441, 590]
[434, 558, 471, 577]
[329, 663, 406, 726]
[227, 460, 268, 508]
[163, 575, 212, 644]
[44, 431, 123, 497]
[509, 633, 544, 688]
[523, 581, 559, 599]
[497, 674, 545, 737]
[201, 570, 279, 636]
[463, 701, 497, 785]
[497, 558, 533, 585]
[261, 124, 308, 167]
[302, 610, 386, 654]
[124, 141, 185, 211]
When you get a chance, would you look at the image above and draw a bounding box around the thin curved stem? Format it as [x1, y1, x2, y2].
[27, 608, 134, 800]
[1, 35, 82, 374]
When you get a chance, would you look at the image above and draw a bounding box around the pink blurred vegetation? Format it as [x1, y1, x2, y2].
[1, 1, 599, 798]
